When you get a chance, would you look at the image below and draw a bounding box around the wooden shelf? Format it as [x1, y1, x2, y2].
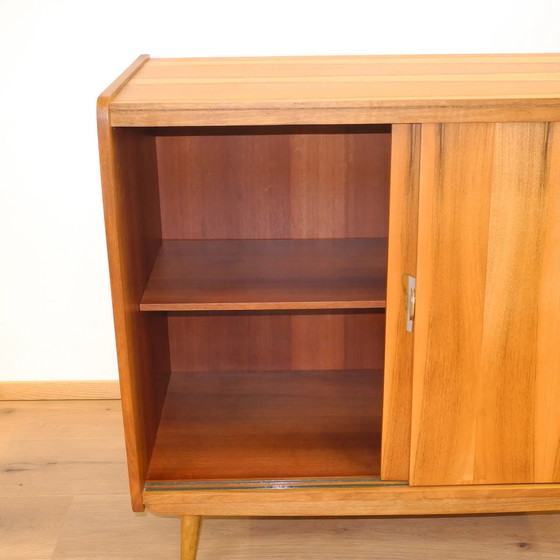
[140, 238, 387, 311]
[147, 369, 383, 482]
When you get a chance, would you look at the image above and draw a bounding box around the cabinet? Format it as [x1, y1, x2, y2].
[98, 54, 560, 559]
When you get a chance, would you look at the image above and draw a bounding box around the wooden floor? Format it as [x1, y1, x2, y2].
[1, 400, 560, 559]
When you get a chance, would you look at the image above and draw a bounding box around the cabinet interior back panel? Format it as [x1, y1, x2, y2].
[155, 125, 391, 240]
[168, 311, 385, 372]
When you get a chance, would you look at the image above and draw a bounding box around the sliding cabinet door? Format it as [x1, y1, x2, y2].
[410, 122, 560, 486]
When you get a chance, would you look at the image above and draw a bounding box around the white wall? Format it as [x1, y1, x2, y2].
[1, 0, 559, 381]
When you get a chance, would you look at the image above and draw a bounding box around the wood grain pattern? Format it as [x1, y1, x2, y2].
[0, 401, 124, 452]
[168, 311, 385, 373]
[0, 401, 128, 498]
[4, 400, 560, 558]
[181, 516, 201, 560]
[380, 125, 420, 481]
[0, 497, 73, 560]
[140, 239, 387, 311]
[535, 123, 560, 482]
[411, 122, 560, 486]
[156, 126, 390, 240]
[176, 515, 560, 560]
[111, 105, 560, 128]
[98, 56, 560, 525]
[97, 54, 149, 126]
[97, 56, 170, 512]
[51, 495, 180, 559]
[0, 381, 120, 400]
[143, 482, 560, 516]
[146, 370, 383, 481]
[110, 54, 560, 126]
[410, 123, 494, 486]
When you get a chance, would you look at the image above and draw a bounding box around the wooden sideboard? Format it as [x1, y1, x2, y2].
[98, 54, 560, 559]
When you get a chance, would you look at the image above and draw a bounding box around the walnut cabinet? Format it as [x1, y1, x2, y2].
[98, 54, 560, 558]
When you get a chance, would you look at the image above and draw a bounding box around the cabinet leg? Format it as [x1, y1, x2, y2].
[181, 515, 201, 560]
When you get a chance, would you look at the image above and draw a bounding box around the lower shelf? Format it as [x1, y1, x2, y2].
[140, 238, 388, 311]
[147, 369, 383, 482]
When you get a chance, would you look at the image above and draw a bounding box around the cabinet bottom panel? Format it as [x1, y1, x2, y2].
[147, 369, 383, 482]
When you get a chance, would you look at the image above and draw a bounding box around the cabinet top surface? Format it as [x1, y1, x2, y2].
[104, 54, 560, 126]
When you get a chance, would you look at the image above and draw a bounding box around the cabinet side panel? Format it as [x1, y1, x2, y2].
[98, 124, 170, 510]
[380, 124, 420, 480]
[411, 122, 560, 486]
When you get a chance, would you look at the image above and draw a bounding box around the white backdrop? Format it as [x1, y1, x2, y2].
[1, 0, 559, 381]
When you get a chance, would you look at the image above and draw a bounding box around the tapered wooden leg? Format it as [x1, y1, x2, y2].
[181, 515, 201, 560]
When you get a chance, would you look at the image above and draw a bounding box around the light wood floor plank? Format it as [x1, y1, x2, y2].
[0, 402, 128, 497]
[195, 515, 560, 559]
[0, 496, 72, 560]
[0, 437, 129, 497]
[0, 400, 124, 444]
[51, 495, 179, 560]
